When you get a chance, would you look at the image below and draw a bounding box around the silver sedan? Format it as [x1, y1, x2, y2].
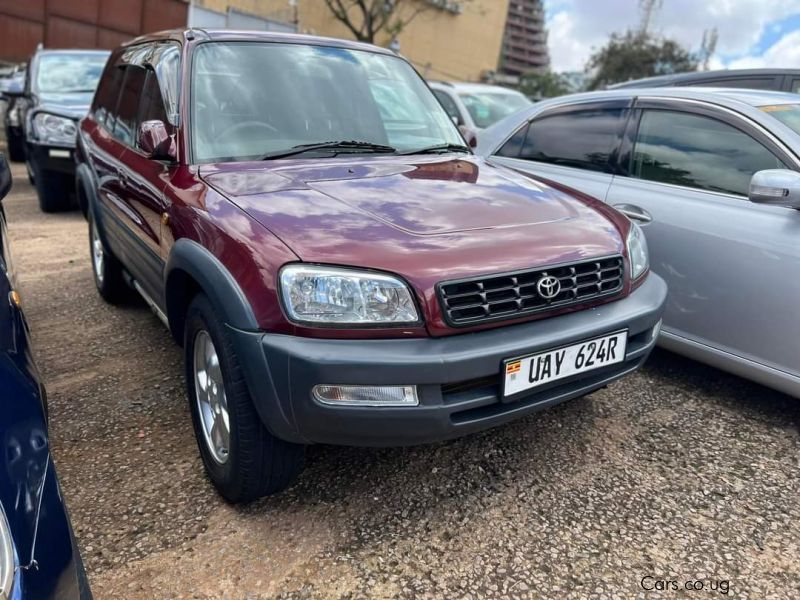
[477, 87, 800, 398]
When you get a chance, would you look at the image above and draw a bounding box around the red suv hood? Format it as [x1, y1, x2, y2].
[201, 155, 624, 268]
[201, 155, 626, 332]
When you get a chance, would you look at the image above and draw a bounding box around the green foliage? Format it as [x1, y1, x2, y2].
[519, 72, 573, 100]
[586, 30, 698, 90]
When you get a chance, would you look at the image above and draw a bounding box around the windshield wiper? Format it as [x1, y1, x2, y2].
[261, 140, 397, 160]
[398, 143, 471, 155]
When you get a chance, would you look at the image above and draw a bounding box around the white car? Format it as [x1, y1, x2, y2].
[428, 81, 533, 133]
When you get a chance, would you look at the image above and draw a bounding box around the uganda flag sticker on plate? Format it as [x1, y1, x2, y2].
[506, 360, 522, 377]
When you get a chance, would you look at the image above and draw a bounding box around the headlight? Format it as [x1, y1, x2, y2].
[280, 265, 419, 325]
[31, 112, 77, 145]
[0, 504, 14, 600]
[626, 221, 649, 280]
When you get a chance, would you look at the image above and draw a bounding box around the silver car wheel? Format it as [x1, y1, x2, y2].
[193, 330, 230, 465]
[91, 221, 105, 284]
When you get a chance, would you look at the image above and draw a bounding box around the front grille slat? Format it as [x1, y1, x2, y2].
[438, 255, 625, 327]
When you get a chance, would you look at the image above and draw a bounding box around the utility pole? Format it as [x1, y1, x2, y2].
[638, 0, 663, 36]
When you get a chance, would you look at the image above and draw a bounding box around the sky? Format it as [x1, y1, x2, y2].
[544, 0, 800, 73]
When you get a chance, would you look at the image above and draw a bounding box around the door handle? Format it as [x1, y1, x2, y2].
[613, 203, 652, 223]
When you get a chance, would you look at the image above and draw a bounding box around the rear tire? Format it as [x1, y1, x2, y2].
[32, 165, 71, 213]
[89, 214, 130, 304]
[184, 293, 305, 503]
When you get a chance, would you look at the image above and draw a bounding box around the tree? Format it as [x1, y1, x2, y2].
[586, 30, 698, 90]
[323, 0, 432, 45]
[518, 72, 572, 100]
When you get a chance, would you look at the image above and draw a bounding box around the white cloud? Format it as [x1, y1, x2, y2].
[545, 0, 800, 72]
[727, 29, 800, 68]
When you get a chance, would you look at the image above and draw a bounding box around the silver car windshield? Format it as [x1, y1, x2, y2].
[760, 103, 800, 136]
[191, 42, 463, 163]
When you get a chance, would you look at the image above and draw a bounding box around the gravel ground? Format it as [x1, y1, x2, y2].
[3, 157, 800, 599]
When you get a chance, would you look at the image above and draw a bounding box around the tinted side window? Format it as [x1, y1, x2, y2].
[113, 66, 147, 146]
[631, 109, 785, 196]
[496, 123, 529, 158]
[138, 71, 171, 127]
[519, 108, 624, 173]
[432, 89, 462, 124]
[136, 70, 174, 153]
[791, 79, 800, 94]
[92, 64, 124, 130]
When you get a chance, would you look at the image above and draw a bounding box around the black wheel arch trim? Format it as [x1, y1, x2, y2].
[164, 238, 259, 343]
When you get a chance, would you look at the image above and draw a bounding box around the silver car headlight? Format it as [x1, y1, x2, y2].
[626, 221, 649, 280]
[280, 265, 419, 325]
[31, 112, 77, 145]
[0, 504, 14, 600]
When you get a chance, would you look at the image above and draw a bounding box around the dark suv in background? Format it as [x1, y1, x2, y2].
[11, 47, 109, 212]
[609, 68, 800, 93]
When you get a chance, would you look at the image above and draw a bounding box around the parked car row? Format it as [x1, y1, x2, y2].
[1, 30, 798, 585]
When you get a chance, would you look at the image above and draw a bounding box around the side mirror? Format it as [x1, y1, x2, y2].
[749, 169, 800, 209]
[0, 153, 11, 201]
[137, 120, 176, 161]
[458, 125, 478, 149]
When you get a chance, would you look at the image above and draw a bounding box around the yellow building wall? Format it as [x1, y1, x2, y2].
[194, 0, 510, 82]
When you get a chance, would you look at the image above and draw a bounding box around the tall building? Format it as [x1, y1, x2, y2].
[499, 0, 549, 78]
[191, 0, 511, 82]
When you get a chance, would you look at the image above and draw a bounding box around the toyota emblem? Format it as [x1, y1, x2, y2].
[537, 275, 561, 300]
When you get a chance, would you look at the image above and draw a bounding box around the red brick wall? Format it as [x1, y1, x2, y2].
[0, 0, 187, 62]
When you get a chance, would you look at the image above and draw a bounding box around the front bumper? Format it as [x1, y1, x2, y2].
[25, 141, 76, 176]
[232, 273, 667, 446]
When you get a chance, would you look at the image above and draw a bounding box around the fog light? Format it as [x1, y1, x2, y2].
[312, 385, 418, 407]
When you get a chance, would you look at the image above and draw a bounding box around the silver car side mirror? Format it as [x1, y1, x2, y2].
[749, 169, 800, 209]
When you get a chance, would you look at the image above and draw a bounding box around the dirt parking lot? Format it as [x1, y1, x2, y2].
[3, 157, 800, 598]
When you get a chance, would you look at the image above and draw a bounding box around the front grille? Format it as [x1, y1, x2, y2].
[438, 255, 624, 326]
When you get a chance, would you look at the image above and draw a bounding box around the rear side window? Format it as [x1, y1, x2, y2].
[113, 66, 147, 146]
[92, 64, 124, 130]
[515, 108, 624, 173]
[631, 109, 786, 196]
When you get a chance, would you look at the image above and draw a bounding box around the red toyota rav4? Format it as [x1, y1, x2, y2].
[77, 29, 666, 503]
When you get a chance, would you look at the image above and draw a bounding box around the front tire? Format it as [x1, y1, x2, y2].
[32, 165, 71, 212]
[89, 215, 129, 304]
[6, 132, 24, 162]
[185, 294, 304, 503]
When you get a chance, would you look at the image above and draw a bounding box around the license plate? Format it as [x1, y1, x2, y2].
[502, 331, 627, 400]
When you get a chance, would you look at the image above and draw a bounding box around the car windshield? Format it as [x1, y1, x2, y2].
[191, 42, 464, 163]
[458, 91, 532, 128]
[35, 52, 108, 94]
[760, 103, 800, 136]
